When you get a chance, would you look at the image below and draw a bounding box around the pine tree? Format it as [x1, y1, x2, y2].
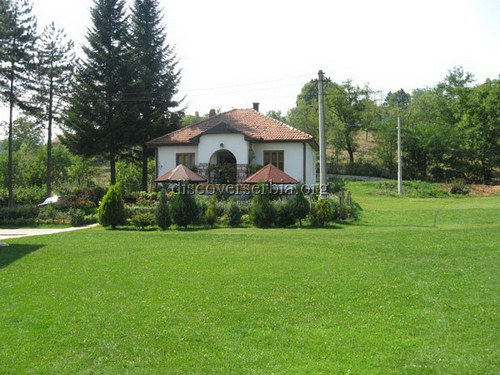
[0, 0, 37, 207]
[98, 184, 126, 229]
[130, 0, 181, 191]
[63, 0, 137, 185]
[34, 22, 74, 197]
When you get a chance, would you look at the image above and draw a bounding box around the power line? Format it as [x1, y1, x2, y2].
[182, 74, 312, 92]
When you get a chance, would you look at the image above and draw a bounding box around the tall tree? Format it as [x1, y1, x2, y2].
[130, 0, 181, 191]
[0, 0, 37, 207]
[34, 22, 74, 197]
[458, 79, 500, 183]
[325, 80, 376, 164]
[63, 0, 137, 185]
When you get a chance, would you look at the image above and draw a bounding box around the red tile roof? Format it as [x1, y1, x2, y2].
[155, 164, 206, 183]
[244, 164, 298, 184]
[147, 109, 315, 146]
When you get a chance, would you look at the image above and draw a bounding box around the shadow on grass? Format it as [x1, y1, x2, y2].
[0, 244, 45, 269]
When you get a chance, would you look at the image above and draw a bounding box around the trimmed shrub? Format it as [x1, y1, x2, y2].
[0, 206, 39, 226]
[227, 200, 242, 227]
[98, 185, 126, 229]
[170, 182, 198, 229]
[130, 212, 155, 230]
[288, 184, 310, 227]
[204, 195, 218, 228]
[155, 189, 171, 230]
[273, 200, 296, 227]
[69, 209, 86, 227]
[250, 186, 275, 228]
[309, 199, 333, 227]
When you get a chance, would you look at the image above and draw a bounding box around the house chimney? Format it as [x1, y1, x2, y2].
[252, 102, 260, 112]
[209, 109, 216, 118]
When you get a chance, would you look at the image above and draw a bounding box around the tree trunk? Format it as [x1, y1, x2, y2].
[47, 76, 54, 197]
[7, 68, 15, 208]
[141, 145, 148, 192]
[110, 153, 116, 185]
[347, 149, 355, 164]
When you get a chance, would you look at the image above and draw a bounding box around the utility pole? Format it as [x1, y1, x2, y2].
[318, 70, 327, 198]
[397, 113, 403, 195]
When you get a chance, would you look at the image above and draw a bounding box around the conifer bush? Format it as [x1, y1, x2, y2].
[288, 184, 310, 227]
[204, 195, 218, 228]
[155, 189, 171, 230]
[273, 200, 296, 227]
[227, 199, 242, 227]
[170, 182, 198, 229]
[250, 185, 275, 228]
[98, 185, 126, 229]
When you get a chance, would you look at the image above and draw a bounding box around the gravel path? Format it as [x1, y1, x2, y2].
[0, 224, 98, 241]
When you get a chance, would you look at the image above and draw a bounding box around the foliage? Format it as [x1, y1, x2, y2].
[98, 185, 126, 229]
[204, 195, 218, 228]
[0, 0, 37, 206]
[449, 179, 470, 195]
[226, 199, 242, 227]
[37, 204, 67, 224]
[273, 200, 296, 227]
[170, 183, 198, 228]
[0, 205, 39, 225]
[457, 78, 500, 182]
[376, 180, 448, 198]
[130, 0, 182, 190]
[63, 0, 137, 185]
[130, 211, 155, 230]
[287, 184, 310, 226]
[32, 22, 74, 196]
[309, 199, 333, 227]
[155, 189, 170, 230]
[69, 208, 85, 227]
[0, 185, 46, 207]
[249, 186, 275, 228]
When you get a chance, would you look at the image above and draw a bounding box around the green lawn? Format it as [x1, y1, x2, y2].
[1, 183, 499, 374]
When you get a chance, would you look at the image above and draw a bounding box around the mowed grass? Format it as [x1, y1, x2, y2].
[1, 183, 499, 374]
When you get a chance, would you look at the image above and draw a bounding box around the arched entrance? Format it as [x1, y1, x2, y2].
[208, 149, 237, 184]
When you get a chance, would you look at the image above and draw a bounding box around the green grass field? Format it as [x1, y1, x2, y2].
[1, 182, 499, 374]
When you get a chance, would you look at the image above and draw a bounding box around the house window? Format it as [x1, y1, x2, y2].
[176, 153, 195, 168]
[264, 151, 284, 170]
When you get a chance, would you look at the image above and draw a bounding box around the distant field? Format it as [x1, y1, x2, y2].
[1, 182, 499, 374]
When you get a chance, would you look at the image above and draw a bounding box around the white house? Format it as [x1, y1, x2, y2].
[147, 104, 317, 185]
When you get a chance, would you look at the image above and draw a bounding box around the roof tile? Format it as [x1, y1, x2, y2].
[148, 109, 314, 146]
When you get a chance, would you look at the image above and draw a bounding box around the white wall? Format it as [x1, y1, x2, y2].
[157, 145, 198, 176]
[251, 142, 317, 185]
[198, 134, 248, 164]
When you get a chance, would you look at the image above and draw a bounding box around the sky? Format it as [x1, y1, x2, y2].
[2, 0, 500, 124]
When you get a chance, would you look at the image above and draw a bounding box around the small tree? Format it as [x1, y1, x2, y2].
[249, 184, 275, 228]
[170, 181, 198, 229]
[204, 195, 217, 228]
[155, 188, 170, 230]
[98, 184, 126, 229]
[288, 184, 310, 227]
[227, 200, 242, 227]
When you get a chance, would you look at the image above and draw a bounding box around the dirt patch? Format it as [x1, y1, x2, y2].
[470, 184, 500, 196]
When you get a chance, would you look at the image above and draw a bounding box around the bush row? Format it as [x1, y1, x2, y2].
[97, 183, 361, 231]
